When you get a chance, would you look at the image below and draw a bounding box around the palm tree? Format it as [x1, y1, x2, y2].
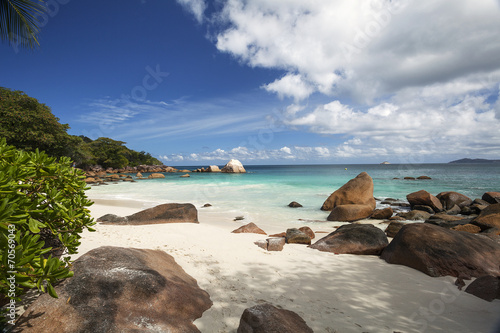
[0, 0, 46, 49]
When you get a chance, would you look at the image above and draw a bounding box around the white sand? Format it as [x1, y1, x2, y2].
[72, 199, 500, 333]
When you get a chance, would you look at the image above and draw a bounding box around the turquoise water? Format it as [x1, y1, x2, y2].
[87, 163, 500, 225]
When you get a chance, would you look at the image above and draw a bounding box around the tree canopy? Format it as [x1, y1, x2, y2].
[0, 87, 162, 168]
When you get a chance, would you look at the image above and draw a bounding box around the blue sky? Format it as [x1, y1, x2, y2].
[1, 0, 500, 166]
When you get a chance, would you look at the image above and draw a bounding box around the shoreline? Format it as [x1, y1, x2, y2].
[74, 196, 500, 333]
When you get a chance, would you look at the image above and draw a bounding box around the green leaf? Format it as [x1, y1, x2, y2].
[47, 282, 58, 298]
[28, 217, 40, 233]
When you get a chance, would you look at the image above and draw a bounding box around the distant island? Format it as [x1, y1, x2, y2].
[449, 158, 500, 164]
[380, 161, 391, 165]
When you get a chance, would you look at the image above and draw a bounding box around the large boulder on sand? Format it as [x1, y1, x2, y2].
[436, 191, 472, 210]
[221, 159, 246, 173]
[15, 247, 212, 332]
[97, 203, 198, 225]
[407, 190, 443, 212]
[380, 223, 500, 278]
[237, 303, 313, 333]
[327, 204, 374, 222]
[472, 203, 500, 230]
[309, 224, 389, 255]
[321, 172, 376, 211]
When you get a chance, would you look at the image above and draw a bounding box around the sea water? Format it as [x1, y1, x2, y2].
[86, 163, 500, 227]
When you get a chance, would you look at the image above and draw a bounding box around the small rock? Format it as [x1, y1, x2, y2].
[397, 210, 432, 221]
[288, 201, 303, 208]
[473, 203, 500, 230]
[237, 303, 313, 333]
[180, 173, 190, 178]
[417, 176, 432, 180]
[412, 205, 435, 214]
[254, 240, 268, 250]
[371, 207, 393, 220]
[148, 173, 165, 179]
[267, 237, 286, 251]
[232, 222, 266, 235]
[202, 203, 212, 208]
[234, 216, 245, 221]
[407, 190, 443, 212]
[298, 226, 315, 239]
[482, 192, 500, 204]
[451, 224, 481, 233]
[285, 228, 311, 245]
[385, 221, 405, 237]
[465, 276, 500, 302]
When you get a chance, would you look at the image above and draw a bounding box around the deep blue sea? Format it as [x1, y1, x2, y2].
[87, 163, 500, 226]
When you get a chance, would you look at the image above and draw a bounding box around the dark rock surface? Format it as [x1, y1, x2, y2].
[380, 223, 500, 278]
[371, 207, 393, 220]
[327, 204, 374, 222]
[98, 203, 198, 225]
[237, 303, 313, 333]
[286, 228, 312, 245]
[407, 190, 443, 212]
[310, 224, 388, 255]
[437, 191, 472, 210]
[473, 203, 500, 230]
[465, 276, 500, 302]
[15, 247, 212, 332]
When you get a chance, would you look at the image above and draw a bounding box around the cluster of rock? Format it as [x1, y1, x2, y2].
[16, 200, 313, 332]
[84, 160, 247, 184]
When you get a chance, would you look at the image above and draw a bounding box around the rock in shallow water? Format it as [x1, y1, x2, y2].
[321, 172, 376, 211]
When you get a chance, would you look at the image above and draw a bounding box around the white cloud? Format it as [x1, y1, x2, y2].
[176, 0, 207, 23]
[213, 0, 500, 102]
[263, 74, 314, 101]
[159, 145, 336, 163]
[280, 146, 292, 154]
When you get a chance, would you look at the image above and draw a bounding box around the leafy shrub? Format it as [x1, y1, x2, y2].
[0, 139, 95, 310]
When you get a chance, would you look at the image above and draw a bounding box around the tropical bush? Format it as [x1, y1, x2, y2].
[0, 139, 95, 310]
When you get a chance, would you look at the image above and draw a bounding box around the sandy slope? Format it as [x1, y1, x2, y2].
[71, 199, 500, 333]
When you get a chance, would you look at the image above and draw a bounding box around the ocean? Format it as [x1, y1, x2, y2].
[86, 163, 500, 228]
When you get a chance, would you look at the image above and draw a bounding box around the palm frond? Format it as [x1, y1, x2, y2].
[0, 0, 47, 49]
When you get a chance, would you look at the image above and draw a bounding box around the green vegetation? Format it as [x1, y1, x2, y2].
[0, 87, 162, 169]
[0, 139, 95, 314]
[0, 0, 47, 50]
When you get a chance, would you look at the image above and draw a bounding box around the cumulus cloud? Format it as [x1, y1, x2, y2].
[165, 1, 500, 162]
[213, 0, 500, 103]
[176, 0, 207, 23]
[159, 145, 336, 163]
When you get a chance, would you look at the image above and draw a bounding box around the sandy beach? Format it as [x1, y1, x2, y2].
[72, 198, 500, 333]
